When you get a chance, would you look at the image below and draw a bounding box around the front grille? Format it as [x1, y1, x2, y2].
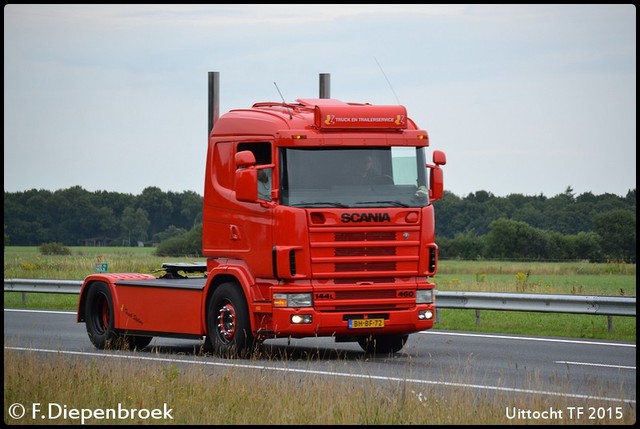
[309, 225, 420, 279]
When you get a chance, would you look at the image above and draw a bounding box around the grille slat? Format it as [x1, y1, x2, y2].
[335, 231, 396, 241]
[335, 261, 397, 272]
[335, 246, 396, 257]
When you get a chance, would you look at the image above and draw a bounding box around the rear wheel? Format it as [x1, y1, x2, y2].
[84, 282, 116, 349]
[206, 282, 255, 358]
[84, 282, 152, 350]
[356, 334, 409, 355]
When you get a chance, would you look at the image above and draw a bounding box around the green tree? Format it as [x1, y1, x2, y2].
[571, 231, 603, 262]
[138, 187, 173, 238]
[485, 218, 551, 260]
[592, 210, 636, 262]
[121, 207, 151, 246]
[440, 231, 486, 260]
[167, 190, 203, 229]
[155, 224, 202, 257]
[153, 225, 188, 244]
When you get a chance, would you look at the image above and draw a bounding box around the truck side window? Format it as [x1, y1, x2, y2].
[258, 168, 272, 201]
[238, 142, 272, 201]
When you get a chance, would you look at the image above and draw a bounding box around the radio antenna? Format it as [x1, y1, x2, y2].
[374, 57, 401, 104]
[273, 81, 292, 119]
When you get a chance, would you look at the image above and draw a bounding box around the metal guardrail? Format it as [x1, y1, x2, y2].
[4, 278, 636, 317]
[437, 290, 636, 317]
[4, 279, 83, 295]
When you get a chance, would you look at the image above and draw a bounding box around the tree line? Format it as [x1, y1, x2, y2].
[3, 186, 636, 262]
[4, 186, 202, 248]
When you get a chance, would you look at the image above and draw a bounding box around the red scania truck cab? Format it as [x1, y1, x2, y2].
[77, 72, 446, 358]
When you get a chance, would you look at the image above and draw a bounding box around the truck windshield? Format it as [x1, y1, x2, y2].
[280, 147, 430, 208]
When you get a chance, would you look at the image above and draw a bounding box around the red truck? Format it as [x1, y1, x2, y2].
[77, 71, 446, 358]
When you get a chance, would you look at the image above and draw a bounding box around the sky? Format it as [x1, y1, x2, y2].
[4, 4, 636, 198]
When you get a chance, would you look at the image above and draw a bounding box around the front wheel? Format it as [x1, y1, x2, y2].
[356, 334, 409, 355]
[205, 282, 255, 358]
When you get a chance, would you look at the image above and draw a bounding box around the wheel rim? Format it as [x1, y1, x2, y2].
[90, 293, 109, 335]
[99, 295, 110, 330]
[216, 303, 236, 343]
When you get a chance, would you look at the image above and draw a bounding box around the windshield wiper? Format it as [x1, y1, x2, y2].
[354, 200, 409, 207]
[292, 201, 349, 208]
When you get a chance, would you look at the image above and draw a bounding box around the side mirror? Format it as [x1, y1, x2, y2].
[235, 167, 258, 202]
[428, 150, 446, 201]
[235, 150, 258, 202]
[433, 150, 446, 166]
[235, 150, 256, 168]
[429, 167, 444, 201]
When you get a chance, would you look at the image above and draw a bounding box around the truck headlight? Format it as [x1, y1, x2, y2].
[416, 289, 434, 304]
[273, 293, 313, 308]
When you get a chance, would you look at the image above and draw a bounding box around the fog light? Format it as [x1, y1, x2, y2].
[291, 314, 312, 324]
[418, 310, 433, 320]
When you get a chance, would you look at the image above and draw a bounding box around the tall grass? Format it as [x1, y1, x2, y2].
[3, 246, 200, 280]
[4, 349, 635, 425]
[438, 259, 636, 276]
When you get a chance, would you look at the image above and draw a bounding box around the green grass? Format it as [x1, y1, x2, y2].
[437, 259, 636, 276]
[435, 309, 635, 341]
[435, 272, 635, 296]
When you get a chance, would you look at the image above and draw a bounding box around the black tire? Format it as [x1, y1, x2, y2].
[84, 281, 152, 350]
[206, 282, 255, 358]
[356, 334, 409, 355]
[84, 282, 117, 349]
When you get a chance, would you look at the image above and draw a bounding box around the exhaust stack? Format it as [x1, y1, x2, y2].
[319, 73, 330, 99]
[208, 71, 219, 135]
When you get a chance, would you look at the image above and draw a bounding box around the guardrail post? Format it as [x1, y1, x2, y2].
[475, 309, 481, 326]
[608, 315, 613, 333]
[22, 292, 26, 305]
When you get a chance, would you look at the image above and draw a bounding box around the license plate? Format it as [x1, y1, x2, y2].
[349, 318, 384, 329]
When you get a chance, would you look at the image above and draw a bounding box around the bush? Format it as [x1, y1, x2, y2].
[155, 224, 202, 257]
[39, 242, 72, 256]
